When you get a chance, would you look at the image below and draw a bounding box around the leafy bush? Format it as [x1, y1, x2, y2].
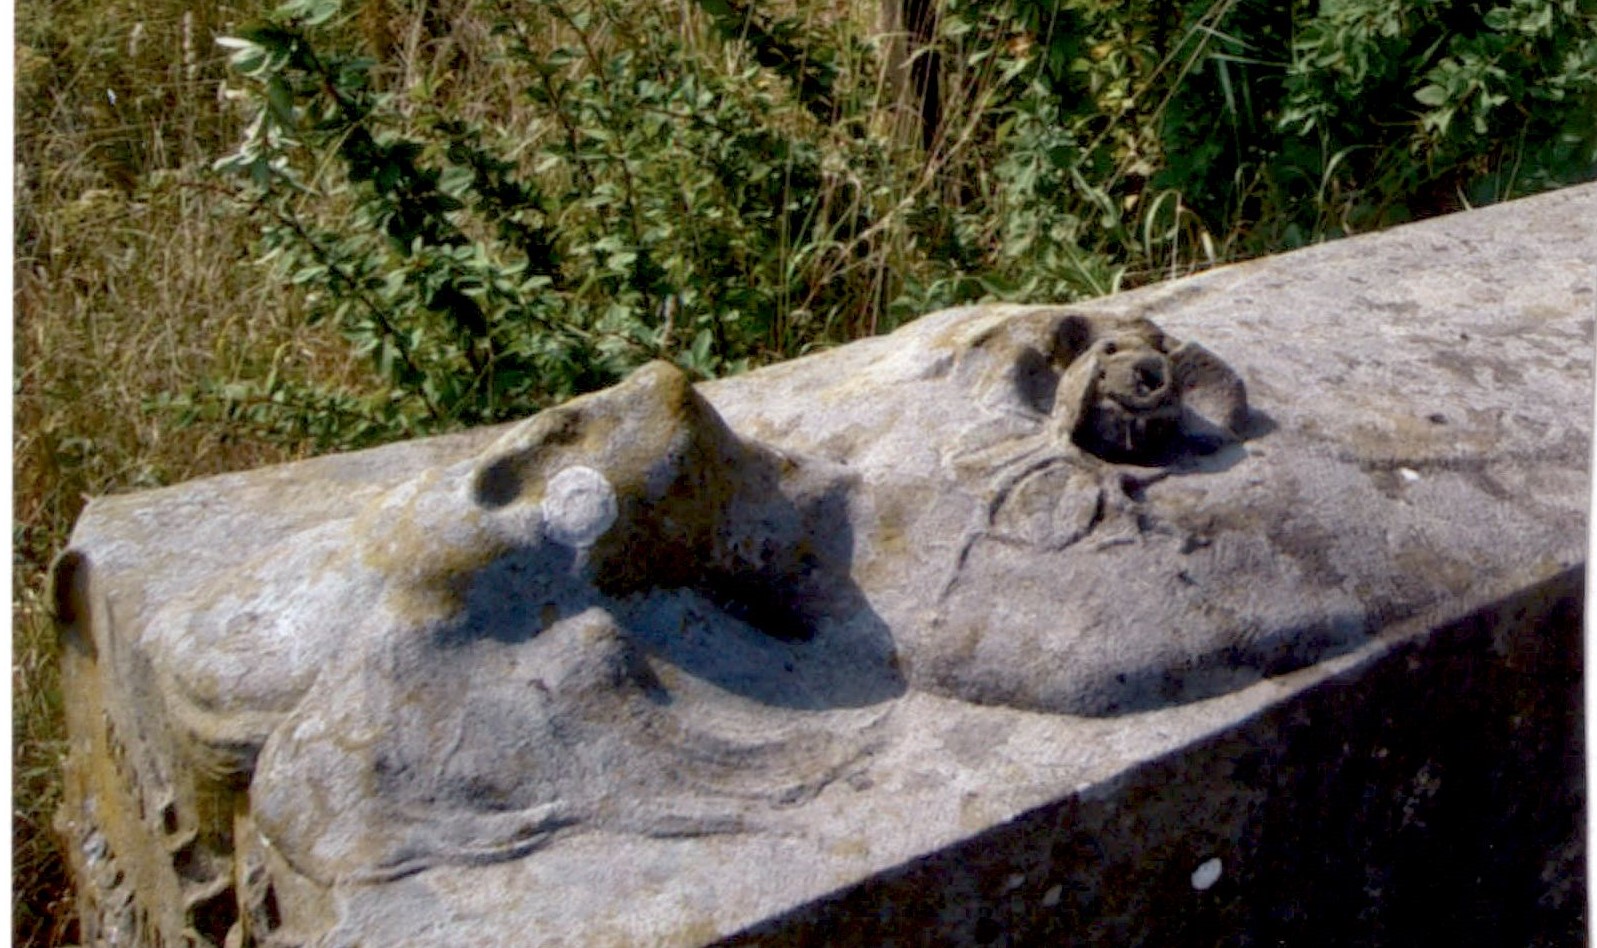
[209, 0, 925, 446]
[1284, 0, 1597, 213]
[994, 0, 1597, 253]
[209, 0, 1594, 447]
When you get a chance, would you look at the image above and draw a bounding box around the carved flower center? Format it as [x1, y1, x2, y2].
[541, 466, 619, 549]
[1103, 352, 1173, 411]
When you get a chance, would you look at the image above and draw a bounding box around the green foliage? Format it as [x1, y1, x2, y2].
[210, 0, 912, 446]
[204, 0, 1597, 448]
[993, 0, 1597, 252]
[928, 0, 1597, 263]
[1275, 0, 1597, 218]
[694, 0, 846, 123]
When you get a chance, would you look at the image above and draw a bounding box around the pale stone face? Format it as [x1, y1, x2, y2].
[51, 184, 1596, 948]
[98, 309, 1269, 890]
[65, 309, 1262, 895]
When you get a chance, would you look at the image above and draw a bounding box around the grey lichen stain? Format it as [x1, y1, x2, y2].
[938, 715, 1011, 769]
[1431, 346, 1529, 389]
[140, 307, 1383, 894]
[245, 358, 911, 887]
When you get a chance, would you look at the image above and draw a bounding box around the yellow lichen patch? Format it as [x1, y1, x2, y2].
[926, 304, 1065, 355]
[853, 493, 916, 590]
[474, 361, 700, 511]
[959, 790, 998, 832]
[352, 471, 518, 624]
[1346, 411, 1498, 465]
[829, 835, 871, 860]
[1390, 543, 1478, 603]
[357, 489, 499, 581]
[471, 408, 585, 510]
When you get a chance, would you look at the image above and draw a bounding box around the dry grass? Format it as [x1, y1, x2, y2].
[11, 602, 76, 947]
[11, 169, 366, 948]
[12, 1, 374, 940]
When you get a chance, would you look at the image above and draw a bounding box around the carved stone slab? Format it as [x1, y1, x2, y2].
[54, 183, 1594, 946]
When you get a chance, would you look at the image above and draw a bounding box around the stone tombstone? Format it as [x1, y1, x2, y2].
[54, 184, 1593, 946]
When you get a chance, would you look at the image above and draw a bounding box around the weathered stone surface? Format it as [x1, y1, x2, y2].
[54, 183, 1593, 946]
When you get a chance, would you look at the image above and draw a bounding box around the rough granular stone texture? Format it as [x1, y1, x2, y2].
[54, 183, 1593, 946]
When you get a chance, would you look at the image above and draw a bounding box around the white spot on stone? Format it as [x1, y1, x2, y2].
[1042, 884, 1063, 907]
[1004, 872, 1026, 891]
[1191, 856, 1223, 891]
[541, 466, 618, 549]
[1399, 467, 1421, 482]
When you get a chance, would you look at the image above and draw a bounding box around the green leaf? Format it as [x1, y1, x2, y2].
[1413, 84, 1449, 106]
[266, 77, 297, 127]
[545, 46, 580, 69]
[438, 165, 474, 196]
[690, 328, 714, 366]
[301, 0, 341, 27]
